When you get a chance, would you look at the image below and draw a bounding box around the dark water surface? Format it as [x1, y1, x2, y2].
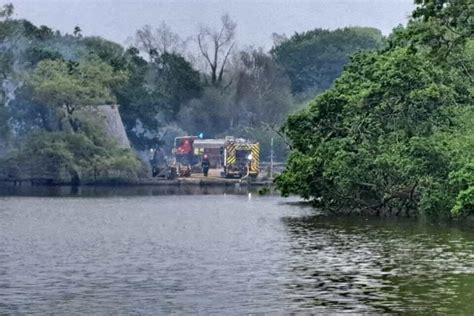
[1, 186, 474, 314]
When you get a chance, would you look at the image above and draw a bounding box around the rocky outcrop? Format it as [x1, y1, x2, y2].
[0, 104, 135, 184]
[83, 104, 131, 149]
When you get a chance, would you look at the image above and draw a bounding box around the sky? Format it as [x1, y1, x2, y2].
[4, 0, 415, 50]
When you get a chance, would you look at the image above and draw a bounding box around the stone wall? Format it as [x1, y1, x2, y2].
[84, 105, 131, 149]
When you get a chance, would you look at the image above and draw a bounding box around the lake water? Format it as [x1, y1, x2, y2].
[1, 185, 474, 314]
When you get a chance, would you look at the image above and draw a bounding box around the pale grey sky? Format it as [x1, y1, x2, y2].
[4, 0, 415, 50]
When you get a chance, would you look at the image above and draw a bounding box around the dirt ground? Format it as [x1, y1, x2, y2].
[190, 168, 223, 179]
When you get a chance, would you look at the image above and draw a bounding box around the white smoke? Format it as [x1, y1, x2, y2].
[2, 79, 20, 107]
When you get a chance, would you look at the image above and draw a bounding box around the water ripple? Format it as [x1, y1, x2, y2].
[1, 194, 474, 314]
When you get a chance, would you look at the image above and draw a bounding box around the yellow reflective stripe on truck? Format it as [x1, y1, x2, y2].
[226, 143, 236, 165]
[250, 144, 260, 173]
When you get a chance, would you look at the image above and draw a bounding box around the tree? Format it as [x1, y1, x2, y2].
[145, 52, 202, 119]
[82, 36, 126, 70]
[0, 3, 14, 20]
[271, 27, 386, 96]
[277, 48, 464, 215]
[26, 55, 126, 132]
[115, 47, 202, 149]
[133, 22, 185, 59]
[234, 48, 292, 126]
[73, 26, 82, 38]
[276, 2, 473, 218]
[272, 33, 288, 46]
[197, 14, 237, 86]
[413, 0, 473, 40]
[0, 45, 13, 106]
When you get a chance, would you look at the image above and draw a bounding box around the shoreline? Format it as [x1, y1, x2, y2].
[0, 177, 274, 188]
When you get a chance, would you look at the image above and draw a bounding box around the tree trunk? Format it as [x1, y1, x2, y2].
[68, 167, 81, 186]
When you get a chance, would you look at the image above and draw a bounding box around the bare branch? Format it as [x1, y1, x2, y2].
[195, 13, 237, 86]
[197, 32, 213, 68]
[218, 42, 235, 83]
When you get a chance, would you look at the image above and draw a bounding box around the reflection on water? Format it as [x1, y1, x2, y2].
[0, 182, 264, 197]
[282, 216, 474, 313]
[1, 188, 474, 313]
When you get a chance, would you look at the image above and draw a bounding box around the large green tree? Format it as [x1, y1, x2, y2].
[26, 56, 126, 131]
[146, 52, 202, 120]
[276, 0, 473, 218]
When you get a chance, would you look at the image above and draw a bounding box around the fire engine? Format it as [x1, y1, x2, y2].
[221, 138, 260, 179]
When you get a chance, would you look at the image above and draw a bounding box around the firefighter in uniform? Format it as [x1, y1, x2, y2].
[201, 154, 210, 177]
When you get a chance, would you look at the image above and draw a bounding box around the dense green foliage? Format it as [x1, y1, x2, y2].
[26, 56, 126, 131]
[0, 117, 142, 184]
[276, 0, 474, 218]
[0, 10, 142, 183]
[271, 27, 386, 97]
